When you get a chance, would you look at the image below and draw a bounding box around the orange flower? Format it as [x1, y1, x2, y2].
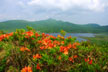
[57, 35, 61, 38]
[25, 36, 29, 39]
[36, 64, 41, 70]
[21, 66, 32, 72]
[0, 38, 2, 41]
[53, 40, 60, 45]
[33, 54, 42, 60]
[72, 42, 80, 49]
[50, 35, 56, 39]
[48, 43, 55, 49]
[73, 55, 78, 58]
[58, 56, 62, 60]
[85, 58, 93, 64]
[74, 42, 80, 46]
[8, 32, 13, 36]
[61, 41, 64, 45]
[89, 59, 92, 64]
[63, 50, 68, 55]
[40, 46, 44, 50]
[60, 46, 69, 55]
[85, 58, 89, 62]
[25, 31, 34, 37]
[67, 36, 72, 39]
[67, 43, 72, 49]
[25, 48, 30, 52]
[31, 38, 34, 40]
[35, 32, 40, 37]
[72, 44, 77, 49]
[60, 46, 64, 52]
[37, 40, 42, 44]
[20, 47, 30, 52]
[42, 33, 45, 37]
[46, 34, 49, 36]
[69, 57, 74, 63]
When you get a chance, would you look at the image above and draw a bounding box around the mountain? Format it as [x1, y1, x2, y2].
[84, 23, 100, 27]
[0, 19, 108, 33]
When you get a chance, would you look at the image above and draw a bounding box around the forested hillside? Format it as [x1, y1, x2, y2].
[0, 19, 108, 33]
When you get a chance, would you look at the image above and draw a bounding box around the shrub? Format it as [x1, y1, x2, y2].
[0, 28, 108, 72]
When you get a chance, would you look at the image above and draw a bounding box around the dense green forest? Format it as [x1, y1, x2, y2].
[0, 18, 108, 33]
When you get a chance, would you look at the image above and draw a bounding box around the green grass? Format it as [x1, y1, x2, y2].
[81, 34, 108, 47]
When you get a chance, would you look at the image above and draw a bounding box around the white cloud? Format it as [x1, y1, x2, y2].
[18, 1, 26, 8]
[27, 0, 108, 12]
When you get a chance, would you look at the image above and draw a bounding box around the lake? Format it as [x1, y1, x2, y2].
[48, 33, 95, 42]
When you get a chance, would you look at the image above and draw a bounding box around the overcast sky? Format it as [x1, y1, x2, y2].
[0, 0, 108, 25]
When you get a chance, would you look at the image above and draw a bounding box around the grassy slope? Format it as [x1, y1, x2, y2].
[81, 34, 108, 48]
[0, 19, 108, 33]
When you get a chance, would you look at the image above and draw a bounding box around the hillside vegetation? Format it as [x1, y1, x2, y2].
[0, 27, 108, 72]
[0, 19, 108, 33]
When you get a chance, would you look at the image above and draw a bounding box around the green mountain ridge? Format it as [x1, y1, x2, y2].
[0, 19, 108, 33]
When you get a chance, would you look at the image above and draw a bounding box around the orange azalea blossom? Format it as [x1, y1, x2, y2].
[73, 55, 78, 58]
[0, 32, 13, 41]
[42, 33, 46, 37]
[35, 32, 40, 38]
[60, 36, 64, 39]
[36, 63, 41, 70]
[42, 38, 52, 45]
[71, 42, 80, 49]
[46, 34, 49, 36]
[67, 36, 72, 39]
[60, 46, 65, 52]
[25, 36, 29, 39]
[21, 66, 32, 72]
[61, 41, 64, 45]
[8, 32, 13, 36]
[57, 35, 61, 38]
[57, 35, 64, 39]
[37, 40, 42, 44]
[0, 35, 4, 41]
[84, 58, 89, 62]
[31, 38, 34, 40]
[63, 50, 68, 55]
[60, 46, 69, 55]
[58, 56, 62, 60]
[69, 57, 74, 63]
[74, 42, 80, 46]
[49, 35, 56, 39]
[40, 38, 57, 49]
[67, 43, 72, 49]
[85, 58, 93, 64]
[0, 39, 2, 41]
[40, 46, 45, 50]
[53, 40, 60, 45]
[72, 44, 77, 49]
[48, 43, 56, 49]
[33, 54, 42, 60]
[89, 59, 93, 64]
[20, 47, 30, 52]
[25, 31, 34, 37]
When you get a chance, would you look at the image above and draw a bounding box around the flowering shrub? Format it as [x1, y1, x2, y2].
[0, 28, 108, 72]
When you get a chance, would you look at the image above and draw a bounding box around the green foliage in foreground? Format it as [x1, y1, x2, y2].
[0, 28, 108, 72]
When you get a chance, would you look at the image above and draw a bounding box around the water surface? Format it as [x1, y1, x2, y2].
[48, 33, 95, 42]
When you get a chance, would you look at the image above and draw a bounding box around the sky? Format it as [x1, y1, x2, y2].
[0, 0, 108, 25]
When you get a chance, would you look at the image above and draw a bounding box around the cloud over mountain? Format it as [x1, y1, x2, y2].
[0, 0, 108, 25]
